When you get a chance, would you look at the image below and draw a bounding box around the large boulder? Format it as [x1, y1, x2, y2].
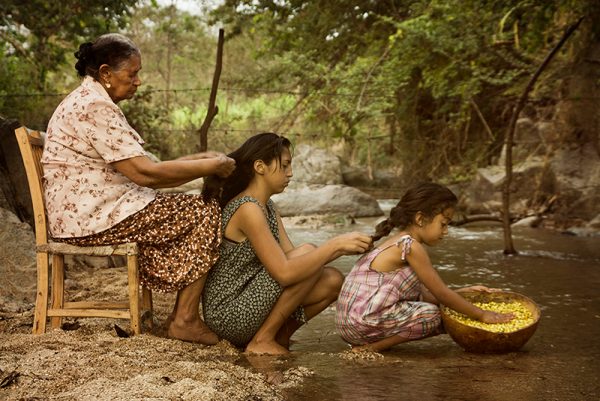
[497, 118, 560, 165]
[272, 184, 383, 217]
[462, 157, 556, 216]
[341, 165, 372, 187]
[461, 113, 599, 231]
[292, 144, 343, 185]
[341, 165, 400, 190]
[545, 144, 600, 223]
[550, 144, 600, 192]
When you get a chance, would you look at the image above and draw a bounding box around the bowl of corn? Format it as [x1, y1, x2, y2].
[440, 291, 541, 353]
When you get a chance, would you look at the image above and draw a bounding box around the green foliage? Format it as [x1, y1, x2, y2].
[128, 4, 215, 100]
[2, 0, 595, 184]
[0, 0, 139, 128]
[0, 0, 138, 88]
[121, 88, 171, 159]
[209, 0, 590, 182]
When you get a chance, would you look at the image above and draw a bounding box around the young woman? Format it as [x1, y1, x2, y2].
[202, 133, 372, 355]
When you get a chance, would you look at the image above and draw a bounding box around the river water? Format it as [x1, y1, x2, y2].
[248, 201, 600, 400]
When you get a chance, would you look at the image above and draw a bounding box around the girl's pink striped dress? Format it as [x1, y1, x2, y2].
[335, 235, 443, 345]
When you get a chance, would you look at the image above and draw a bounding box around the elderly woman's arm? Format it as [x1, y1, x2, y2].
[112, 153, 235, 189]
[175, 151, 222, 161]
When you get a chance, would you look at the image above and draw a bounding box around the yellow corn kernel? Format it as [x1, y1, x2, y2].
[445, 301, 535, 333]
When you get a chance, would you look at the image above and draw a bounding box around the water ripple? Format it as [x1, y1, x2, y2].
[517, 250, 586, 261]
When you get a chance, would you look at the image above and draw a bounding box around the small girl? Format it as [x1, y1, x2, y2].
[201, 133, 372, 355]
[335, 182, 513, 352]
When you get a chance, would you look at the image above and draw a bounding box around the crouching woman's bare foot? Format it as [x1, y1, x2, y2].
[351, 334, 411, 353]
[245, 338, 290, 355]
[167, 316, 219, 345]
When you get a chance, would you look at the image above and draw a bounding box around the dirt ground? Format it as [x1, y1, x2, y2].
[0, 264, 318, 400]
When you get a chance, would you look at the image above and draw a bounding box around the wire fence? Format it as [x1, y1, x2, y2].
[2, 86, 596, 163]
[2, 87, 598, 200]
[2, 87, 593, 138]
[2, 84, 600, 100]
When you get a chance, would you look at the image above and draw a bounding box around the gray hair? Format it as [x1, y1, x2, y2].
[74, 33, 140, 79]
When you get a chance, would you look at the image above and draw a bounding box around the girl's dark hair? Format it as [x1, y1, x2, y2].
[202, 132, 292, 207]
[371, 182, 458, 241]
[74, 33, 139, 79]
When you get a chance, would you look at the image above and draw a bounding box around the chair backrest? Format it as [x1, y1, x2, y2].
[14, 126, 48, 246]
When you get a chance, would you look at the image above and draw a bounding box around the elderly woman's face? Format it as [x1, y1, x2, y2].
[105, 53, 142, 103]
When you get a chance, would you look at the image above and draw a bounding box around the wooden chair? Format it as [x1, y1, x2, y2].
[14, 126, 152, 335]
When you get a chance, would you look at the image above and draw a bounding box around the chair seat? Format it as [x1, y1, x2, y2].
[39, 241, 138, 256]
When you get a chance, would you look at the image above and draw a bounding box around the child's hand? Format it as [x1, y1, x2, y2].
[480, 310, 514, 324]
[331, 232, 373, 255]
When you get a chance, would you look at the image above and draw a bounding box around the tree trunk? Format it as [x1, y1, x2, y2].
[502, 17, 583, 255]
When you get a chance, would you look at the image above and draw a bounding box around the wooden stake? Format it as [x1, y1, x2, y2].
[198, 29, 225, 152]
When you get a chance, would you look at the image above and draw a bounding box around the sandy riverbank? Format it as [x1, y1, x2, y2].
[0, 263, 318, 400]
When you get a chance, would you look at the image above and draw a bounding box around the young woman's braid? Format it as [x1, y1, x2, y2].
[371, 182, 458, 242]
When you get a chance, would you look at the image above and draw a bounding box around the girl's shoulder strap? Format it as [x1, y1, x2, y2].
[263, 198, 279, 233]
[222, 196, 279, 238]
[372, 234, 414, 256]
[222, 196, 262, 225]
[265, 198, 276, 210]
[393, 234, 414, 262]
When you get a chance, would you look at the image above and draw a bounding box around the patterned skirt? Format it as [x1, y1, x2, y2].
[60, 192, 222, 293]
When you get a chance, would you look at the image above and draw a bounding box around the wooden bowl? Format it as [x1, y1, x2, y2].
[440, 291, 541, 353]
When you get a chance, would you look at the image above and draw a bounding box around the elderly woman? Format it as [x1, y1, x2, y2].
[41, 33, 235, 345]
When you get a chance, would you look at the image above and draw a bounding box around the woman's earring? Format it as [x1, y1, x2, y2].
[104, 81, 111, 88]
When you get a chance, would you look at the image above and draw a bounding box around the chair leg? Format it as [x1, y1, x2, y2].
[142, 287, 153, 329]
[33, 252, 49, 334]
[50, 254, 65, 329]
[127, 254, 141, 335]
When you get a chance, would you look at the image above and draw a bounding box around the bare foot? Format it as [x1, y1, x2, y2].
[351, 344, 375, 353]
[351, 334, 410, 353]
[167, 317, 219, 345]
[274, 318, 302, 350]
[351, 343, 388, 353]
[245, 339, 290, 355]
[244, 354, 285, 385]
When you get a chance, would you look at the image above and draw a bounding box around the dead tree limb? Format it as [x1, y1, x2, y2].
[501, 17, 583, 255]
[470, 98, 495, 140]
[452, 214, 504, 226]
[198, 29, 225, 152]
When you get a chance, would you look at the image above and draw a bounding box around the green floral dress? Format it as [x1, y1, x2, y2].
[202, 196, 305, 347]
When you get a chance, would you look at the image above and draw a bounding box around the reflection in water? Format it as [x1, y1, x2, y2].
[242, 354, 287, 385]
[517, 249, 587, 261]
[280, 220, 600, 400]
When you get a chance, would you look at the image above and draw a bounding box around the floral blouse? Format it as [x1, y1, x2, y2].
[42, 76, 156, 238]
